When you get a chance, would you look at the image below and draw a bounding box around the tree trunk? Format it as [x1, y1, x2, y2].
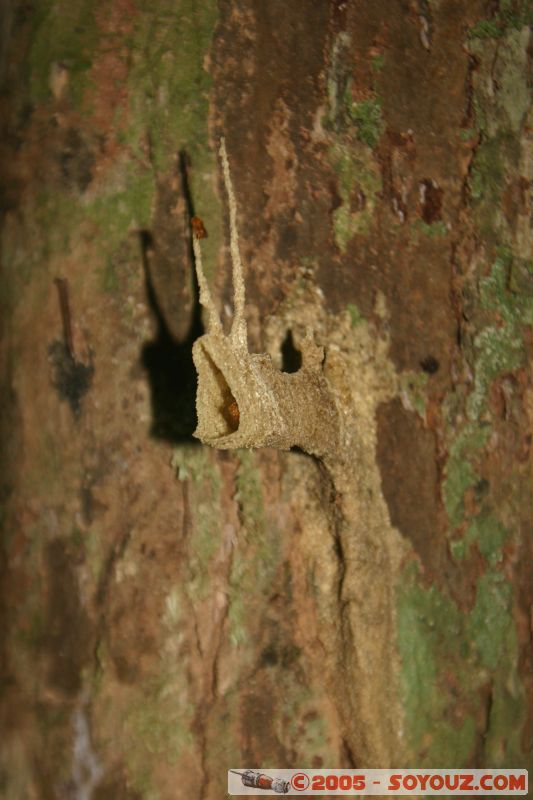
[1, 1, 531, 798]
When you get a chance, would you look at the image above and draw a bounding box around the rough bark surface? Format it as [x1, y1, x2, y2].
[0, 1, 532, 798]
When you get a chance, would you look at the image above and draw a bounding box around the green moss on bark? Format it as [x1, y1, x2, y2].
[330, 143, 381, 251]
[397, 562, 523, 765]
[124, 0, 221, 274]
[346, 97, 384, 148]
[227, 452, 282, 647]
[28, 0, 100, 107]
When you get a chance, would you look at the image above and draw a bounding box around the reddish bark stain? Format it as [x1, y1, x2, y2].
[87, 0, 139, 135]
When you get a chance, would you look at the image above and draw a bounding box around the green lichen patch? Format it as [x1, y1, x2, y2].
[466, 323, 524, 419]
[480, 248, 533, 320]
[325, 36, 384, 253]
[467, 26, 529, 248]
[466, 250, 532, 420]
[431, 717, 478, 766]
[469, 135, 508, 203]
[125, 0, 217, 168]
[228, 452, 282, 647]
[442, 423, 490, 528]
[472, 92, 488, 135]
[461, 512, 508, 565]
[492, 26, 531, 134]
[16, 0, 223, 292]
[508, 257, 533, 295]
[33, 163, 154, 296]
[346, 96, 384, 148]
[28, 0, 100, 107]
[326, 31, 352, 132]
[483, 671, 525, 765]
[370, 53, 385, 73]
[234, 451, 267, 538]
[121, 664, 194, 800]
[397, 563, 524, 765]
[202, 693, 245, 798]
[440, 248, 531, 518]
[24, 190, 82, 270]
[329, 143, 382, 251]
[347, 302, 364, 327]
[468, 19, 506, 39]
[275, 676, 334, 766]
[396, 572, 477, 764]
[172, 446, 223, 597]
[468, 36, 530, 140]
[122, 1, 221, 274]
[412, 219, 448, 239]
[468, 2, 532, 39]
[85, 162, 156, 291]
[16, 152, 155, 296]
[172, 443, 216, 485]
[449, 537, 467, 561]
[87, 168, 155, 239]
[443, 459, 478, 530]
[115, 583, 196, 795]
[398, 370, 429, 419]
[460, 127, 477, 141]
[467, 570, 515, 671]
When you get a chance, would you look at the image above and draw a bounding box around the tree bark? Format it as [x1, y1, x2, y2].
[0, 1, 531, 798]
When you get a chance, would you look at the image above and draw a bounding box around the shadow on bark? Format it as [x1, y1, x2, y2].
[140, 151, 203, 443]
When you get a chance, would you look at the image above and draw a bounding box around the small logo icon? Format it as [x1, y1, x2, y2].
[229, 769, 290, 794]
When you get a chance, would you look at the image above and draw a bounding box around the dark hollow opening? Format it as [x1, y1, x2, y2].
[280, 329, 302, 373]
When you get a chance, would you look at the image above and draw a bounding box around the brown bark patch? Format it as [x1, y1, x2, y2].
[376, 397, 443, 571]
[212, 0, 331, 308]
[44, 538, 93, 696]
